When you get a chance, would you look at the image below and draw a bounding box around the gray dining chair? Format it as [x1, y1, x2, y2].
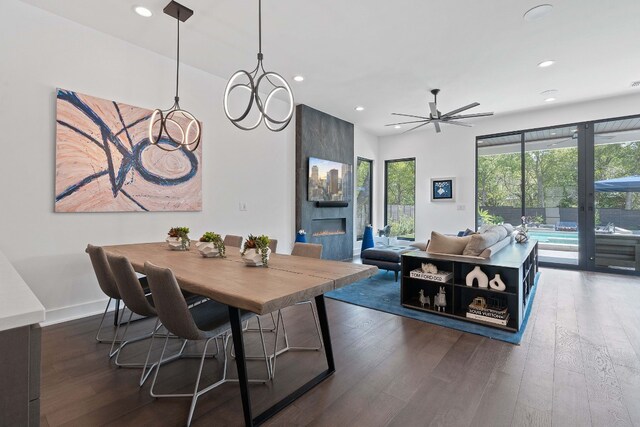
[144, 262, 270, 427]
[268, 239, 278, 253]
[86, 244, 146, 351]
[107, 254, 188, 385]
[271, 243, 324, 377]
[223, 234, 243, 248]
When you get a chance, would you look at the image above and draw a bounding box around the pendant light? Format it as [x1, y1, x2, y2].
[223, 0, 294, 132]
[149, 1, 201, 152]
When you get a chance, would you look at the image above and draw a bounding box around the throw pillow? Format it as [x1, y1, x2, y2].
[426, 231, 471, 255]
[463, 231, 501, 256]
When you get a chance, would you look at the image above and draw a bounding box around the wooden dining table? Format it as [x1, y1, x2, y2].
[102, 242, 378, 426]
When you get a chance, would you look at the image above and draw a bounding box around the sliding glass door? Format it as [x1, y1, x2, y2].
[590, 116, 640, 272]
[524, 126, 580, 266]
[477, 114, 640, 274]
[384, 158, 416, 240]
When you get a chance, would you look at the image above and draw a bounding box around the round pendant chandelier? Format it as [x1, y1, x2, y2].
[149, 1, 201, 152]
[223, 0, 294, 132]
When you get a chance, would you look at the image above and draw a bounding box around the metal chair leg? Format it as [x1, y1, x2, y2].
[270, 301, 323, 379]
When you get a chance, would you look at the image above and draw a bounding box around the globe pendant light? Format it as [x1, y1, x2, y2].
[149, 1, 201, 152]
[223, 0, 294, 132]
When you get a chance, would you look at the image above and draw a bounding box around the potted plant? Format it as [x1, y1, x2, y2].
[166, 226, 190, 251]
[240, 234, 271, 267]
[196, 232, 226, 258]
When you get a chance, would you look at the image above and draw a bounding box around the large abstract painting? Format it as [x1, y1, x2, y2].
[55, 88, 202, 212]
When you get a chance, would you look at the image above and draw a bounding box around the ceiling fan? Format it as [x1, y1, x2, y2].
[386, 89, 494, 134]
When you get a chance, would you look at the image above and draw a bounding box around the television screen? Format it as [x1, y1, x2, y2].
[308, 157, 352, 201]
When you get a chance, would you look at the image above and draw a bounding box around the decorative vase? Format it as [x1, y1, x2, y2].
[466, 266, 489, 288]
[241, 247, 271, 267]
[166, 236, 190, 251]
[361, 225, 374, 252]
[515, 230, 529, 244]
[489, 274, 506, 292]
[196, 242, 220, 258]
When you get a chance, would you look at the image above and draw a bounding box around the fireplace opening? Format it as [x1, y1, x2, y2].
[311, 218, 347, 237]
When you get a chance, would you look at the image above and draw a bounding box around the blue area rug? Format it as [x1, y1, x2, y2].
[326, 271, 540, 345]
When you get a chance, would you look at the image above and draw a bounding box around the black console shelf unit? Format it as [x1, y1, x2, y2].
[400, 241, 538, 332]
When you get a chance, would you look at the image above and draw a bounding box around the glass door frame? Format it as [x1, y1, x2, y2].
[476, 123, 586, 271]
[477, 113, 640, 276]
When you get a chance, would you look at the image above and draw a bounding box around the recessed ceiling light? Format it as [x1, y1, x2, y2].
[293, 75, 304, 82]
[538, 60, 555, 68]
[394, 125, 401, 129]
[134, 6, 152, 17]
[544, 97, 556, 102]
[355, 106, 365, 111]
[523, 4, 553, 21]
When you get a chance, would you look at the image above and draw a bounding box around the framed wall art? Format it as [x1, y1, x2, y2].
[430, 177, 455, 202]
[55, 88, 202, 212]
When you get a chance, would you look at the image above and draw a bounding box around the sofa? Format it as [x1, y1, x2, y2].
[411, 224, 515, 259]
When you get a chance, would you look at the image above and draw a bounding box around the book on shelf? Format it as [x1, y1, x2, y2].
[467, 307, 508, 320]
[466, 311, 510, 326]
[409, 269, 453, 283]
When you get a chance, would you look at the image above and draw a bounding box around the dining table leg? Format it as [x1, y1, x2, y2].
[229, 307, 254, 426]
[229, 295, 336, 426]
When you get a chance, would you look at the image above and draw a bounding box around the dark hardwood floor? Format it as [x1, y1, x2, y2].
[40, 268, 640, 426]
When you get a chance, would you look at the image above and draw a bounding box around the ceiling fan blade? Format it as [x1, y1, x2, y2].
[429, 102, 438, 118]
[441, 120, 472, 127]
[384, 119, 429, 127]
[401, 120, 432, 134]
[441, 102, 480, 118]
[433, 121, 441, 133]
[447, 112, 494, 120]
[391, 113, 430, 120]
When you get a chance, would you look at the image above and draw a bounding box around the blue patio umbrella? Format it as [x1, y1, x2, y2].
[594, 175, 640, 192]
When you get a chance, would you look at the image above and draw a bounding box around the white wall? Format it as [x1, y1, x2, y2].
[378, 92, 640, 242]
[0, 0, 366, 324]
[0, 0, 378, 324]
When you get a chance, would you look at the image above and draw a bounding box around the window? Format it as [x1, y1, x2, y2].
[384, 158, 416, 240]
[355, 157, 373, 240]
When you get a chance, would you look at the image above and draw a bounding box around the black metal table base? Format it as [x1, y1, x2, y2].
[229, 294, 335, 426]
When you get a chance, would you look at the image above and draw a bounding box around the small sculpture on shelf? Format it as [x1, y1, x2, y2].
[421, 263, 438, 274]
[466, 266, 489, 288]
[489, 274, 506, 291]
[515, 216, 529, 244]
[418, 289, 431, 309]
[434, 286, 447, 312]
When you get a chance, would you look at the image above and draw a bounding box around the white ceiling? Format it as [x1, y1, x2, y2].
[20, 0, 640, 136]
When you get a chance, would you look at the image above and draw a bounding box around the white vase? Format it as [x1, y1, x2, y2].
[489, 274, 507, 291]
[241, 247, 271, 266]
[466, 266, 489, 288]
[166, 236, 189, 251]
[196, 242, 220, 258]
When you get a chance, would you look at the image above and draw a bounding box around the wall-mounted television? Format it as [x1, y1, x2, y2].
[308, 157, 352, 202]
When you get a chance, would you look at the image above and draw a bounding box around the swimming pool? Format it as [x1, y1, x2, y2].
[527, 230, 579, 246]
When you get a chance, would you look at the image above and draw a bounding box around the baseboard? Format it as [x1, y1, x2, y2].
[41, 297, 116, 327]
